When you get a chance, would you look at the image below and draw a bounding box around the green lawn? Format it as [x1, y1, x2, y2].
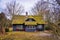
[0, 31, 57, 40]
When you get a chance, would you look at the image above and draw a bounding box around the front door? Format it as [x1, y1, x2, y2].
[25, 25, 36, 32]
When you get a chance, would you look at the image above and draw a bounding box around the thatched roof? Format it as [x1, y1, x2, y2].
[12, 15, 46, 25]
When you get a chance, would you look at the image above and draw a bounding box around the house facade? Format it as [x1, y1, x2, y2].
[12, 15, 46, 32]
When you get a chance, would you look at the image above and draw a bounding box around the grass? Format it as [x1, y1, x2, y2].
[0, 31, 57, 40]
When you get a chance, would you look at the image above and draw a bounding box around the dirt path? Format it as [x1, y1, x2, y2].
[0, 31, 57, 40]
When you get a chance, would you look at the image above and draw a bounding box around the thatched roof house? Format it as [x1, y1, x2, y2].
[12, 15, 46, 32]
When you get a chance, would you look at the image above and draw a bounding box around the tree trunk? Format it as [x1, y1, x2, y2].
[0, 25, 5, 34]
[1, 27, 5, 34]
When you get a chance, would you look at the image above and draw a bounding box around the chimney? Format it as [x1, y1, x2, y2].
[26, 12, 28, 18]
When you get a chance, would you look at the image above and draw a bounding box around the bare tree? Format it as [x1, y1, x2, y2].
[31, 0, 60, 39]
[31, 0, 49, 21]
[3, 0, 24, 28]
[4, 0, 24, 19]
[48, 0, 60, 24]
[56, 0, 60, 23]
[31, 0, 59, 23]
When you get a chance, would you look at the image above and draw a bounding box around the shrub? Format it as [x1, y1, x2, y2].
[45, 25, 51, 30]
[5, 28, 9, 32]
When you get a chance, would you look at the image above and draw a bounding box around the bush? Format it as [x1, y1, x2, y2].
[45, 25, 51, 30]
[5, 28, 9, 32]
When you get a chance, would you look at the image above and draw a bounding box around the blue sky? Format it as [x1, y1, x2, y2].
[0, 0, 40, 13]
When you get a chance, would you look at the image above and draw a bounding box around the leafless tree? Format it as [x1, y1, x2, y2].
[56, 0, 60, 23]
[4, 0, 24, 20]
[31, 0, 49, 21]
[31, 0, 60, 39]
[31, 0, 59, 23]
[3, 0, 24, 28]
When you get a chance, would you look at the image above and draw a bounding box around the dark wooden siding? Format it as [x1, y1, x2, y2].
[25, 25, 36, 32]
[13, 24, 24, 31]
[13, 24, 44, 32]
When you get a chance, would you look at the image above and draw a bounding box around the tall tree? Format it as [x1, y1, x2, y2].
[3, 0, 24, 27]
[31, 0, 59, 23]
[31, 0, 49, 21]
[56, 0, 60, 23]
[4, 0, 24, 19]
[2, 0, 24, 30]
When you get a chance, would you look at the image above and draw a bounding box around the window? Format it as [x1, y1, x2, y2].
[38, 25, 42, 29]
[27, 26, 35, 29]
[16, 25, 23, 29]
[26, 18, 35, 21]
